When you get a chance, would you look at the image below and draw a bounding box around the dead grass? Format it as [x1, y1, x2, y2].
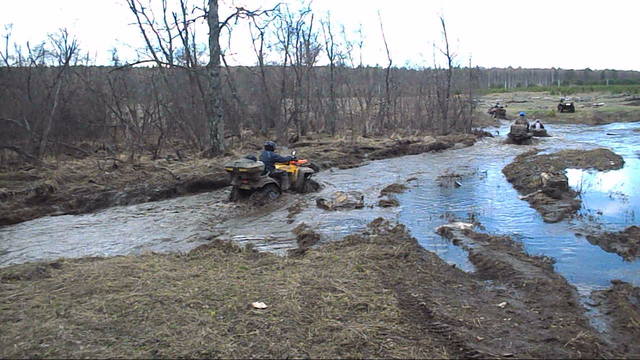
[480, 91, 640, 124]
[0, 222, 445, 359]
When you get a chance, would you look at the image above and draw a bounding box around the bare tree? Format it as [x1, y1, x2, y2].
[205, 0, 225, 154]
[435, 16, 454, 135]
[376, 11, 392, 134]
[321, 12, 339, 136]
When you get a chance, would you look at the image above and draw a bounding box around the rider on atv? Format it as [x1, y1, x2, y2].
[259, 141, 295, 175]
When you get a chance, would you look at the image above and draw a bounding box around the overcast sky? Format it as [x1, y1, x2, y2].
[1, 0, 638, 70]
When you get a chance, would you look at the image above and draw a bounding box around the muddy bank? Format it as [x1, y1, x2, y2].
[0, 133, 480, 226]
[591, 280, 640, 356]
[0, 158, 230, 226]
[435, 223, 614, 357]
[502, 148, 624, 222]
[587, 226, 640, 261]
[293, 133, 480, 171]
[0, 218, 624, 358]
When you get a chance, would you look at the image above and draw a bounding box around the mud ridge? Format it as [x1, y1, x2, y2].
[586, 226, 640, 261]
[436, 223, 613, 358]
[502, 148, 624, 222]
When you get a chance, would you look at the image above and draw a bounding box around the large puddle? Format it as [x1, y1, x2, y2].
[1, 121, 639, 296]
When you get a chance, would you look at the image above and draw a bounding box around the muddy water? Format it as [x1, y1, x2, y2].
[1, 122, 639, 296]
[396, 122, 640, 294]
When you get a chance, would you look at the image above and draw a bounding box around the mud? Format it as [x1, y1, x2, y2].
[0, 134, 480, 226]
[288, 223, 322, 256]
[586, 226, 640, 261]
[591, 280, 640, 357]
[0, 218, 625, 358]
[435, 223, 613, 358]
[378, 197, 400, 207]
[502, 148, 624, 222]
[379, 183, 408, 196]
[316, 190, 365, 211]
[0, 160, 230, 226]
[436, 171, 465, 188]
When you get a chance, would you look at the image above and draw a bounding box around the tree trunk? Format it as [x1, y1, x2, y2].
[206, 0, 225, 154]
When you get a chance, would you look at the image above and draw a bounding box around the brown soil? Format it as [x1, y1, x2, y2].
[380, 183, 408, 196]
[591, 280, 640, 357]
[436, 223, 615, 358]
[502, 148, 624, 222]
[586, 226, 640, 261]
[0, 133, 481, 226]
[377, 182, 410, 208]
[1, 219, 627, 358]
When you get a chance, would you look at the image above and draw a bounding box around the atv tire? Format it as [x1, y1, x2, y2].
[308, 162, 321, 173]
[302, 178, 321, 193]
[249, 184, 281, 205]
[229, 187, 251, 202]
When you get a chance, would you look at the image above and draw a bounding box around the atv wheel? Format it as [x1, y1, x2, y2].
[262, 184, 281, 200]
[302, 178, 321, 193]
[249, 184, 281, 205]
[308, 163, 321, 173]
[229, 187, 251, 202]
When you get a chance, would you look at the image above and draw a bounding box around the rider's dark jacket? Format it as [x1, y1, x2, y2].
[259, 150, 294, 174]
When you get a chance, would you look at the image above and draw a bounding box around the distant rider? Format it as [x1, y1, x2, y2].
[532, 119, 545, 130]
[514, 111, 530, 131]
[259, 141, 295, 175]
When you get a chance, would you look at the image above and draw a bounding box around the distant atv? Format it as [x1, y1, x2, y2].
[507, 123, 532, 144]
[531, 128, 550, 137]
[488, 105, 507, 119]
[557, 100, 575, 113]
[225, 151, 319, 203]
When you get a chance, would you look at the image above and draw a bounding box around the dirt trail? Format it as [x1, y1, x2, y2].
[0, 219, 626, 358]
[502, 148, 624, 222]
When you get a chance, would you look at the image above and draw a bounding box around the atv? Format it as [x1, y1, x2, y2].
[531, 128, 550, 137]
[557, 100, 575, 113]
[488, 105, 507, 119]
[225, 151, 319, 203]
[507, 123, 533, 144]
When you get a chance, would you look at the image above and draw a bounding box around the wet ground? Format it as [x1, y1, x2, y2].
[1, 121, 639, 293]
[1, 119, 640, 358]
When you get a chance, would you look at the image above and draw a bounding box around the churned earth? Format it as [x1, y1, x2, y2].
[502, 148, 624, 222]
[2, 219, 636, 359]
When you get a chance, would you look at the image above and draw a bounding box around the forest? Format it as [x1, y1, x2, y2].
[2, 0, 638, 167]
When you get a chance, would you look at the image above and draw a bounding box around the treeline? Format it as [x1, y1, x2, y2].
[0, 1, 476, 166]
[478, 67, 640, 89]
[0, 63, 476, 166]
[5, 1, 638, 166]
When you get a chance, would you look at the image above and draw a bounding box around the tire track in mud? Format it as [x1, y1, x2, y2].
[393, 285, 490, 359]
[437, 224, 615, 358]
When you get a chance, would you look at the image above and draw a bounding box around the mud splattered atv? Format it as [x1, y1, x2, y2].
[507, 123, 533, 144]
[225, 152, 319, 204]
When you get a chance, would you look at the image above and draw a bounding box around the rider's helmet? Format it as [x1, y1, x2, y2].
[519, 111, 526, 117]
[264, 141, 276, 151]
